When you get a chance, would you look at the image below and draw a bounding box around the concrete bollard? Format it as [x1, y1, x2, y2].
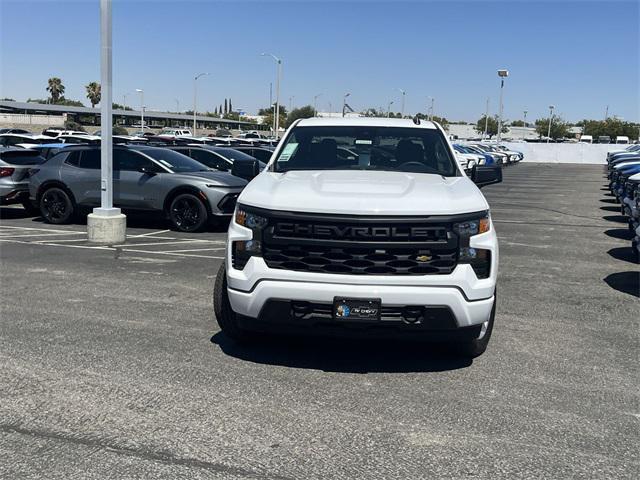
[87, 212, 126, 244]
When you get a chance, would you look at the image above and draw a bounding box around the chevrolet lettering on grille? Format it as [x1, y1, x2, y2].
[274, 222, 445, 241]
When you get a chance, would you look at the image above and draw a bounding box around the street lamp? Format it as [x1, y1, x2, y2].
[387, 100, 394, 118]
[313, 93, 322, 116]
[397, 88, 406, 117]
[175, 98, 179, 113]
[122, 92, 128, 110]
[193, 72, 209, 136]
[342, 92, 351, 117]
[135, 88, 144, 133]
[523, 110, 528, 128]
[497, 69, 509, 144]
[428, 96, 435, 120]
[88, 0, 125, 244]
[289, 96, 294, 111]
[547, 105, 555, 143]
[261, 53, 282, 138]
[482, 97, 490, 140]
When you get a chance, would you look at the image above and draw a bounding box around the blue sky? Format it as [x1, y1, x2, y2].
[1, 0, 638, 122]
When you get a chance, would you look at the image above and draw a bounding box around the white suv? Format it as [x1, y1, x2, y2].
[214, 117, 502, 357]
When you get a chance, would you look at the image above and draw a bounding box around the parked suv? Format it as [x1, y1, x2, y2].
[214, 118, 502, 357]
[29, 145, 249, 232]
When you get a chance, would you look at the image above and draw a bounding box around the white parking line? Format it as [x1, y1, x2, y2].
[113, 240, 213, 248]
[0, 225, 83, 234]
[119, 248, 222, 259]
[0, 231, 86, 239]
[163, 247, 226, 253]
[129, 229, 171, 238]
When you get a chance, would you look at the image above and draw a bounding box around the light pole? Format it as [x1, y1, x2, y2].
[428, 96, 435, 120]
[289, 96, 294, 111]
[262, 53, 282, 138]
[547, 105, 555, 143]
[313, 93, 322, 116]
[387, 100, 394, 118]
[135, 88, 144, 133]
[497, 69, 509, 144]
[88, 0, 125, 244]
[483, 97, 489, 140]
[193, 72, 209, 136]
[342, 92, 351, 117]
[397, 88, 406, 117]
[523, 110, 528, 140]
[122, 92, 128, 110]
[175, 98, 179, 113]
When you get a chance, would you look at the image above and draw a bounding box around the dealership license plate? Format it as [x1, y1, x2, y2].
[333, 297, 381, 321]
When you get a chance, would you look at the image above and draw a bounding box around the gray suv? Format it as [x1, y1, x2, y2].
[29, 145, 249, 232]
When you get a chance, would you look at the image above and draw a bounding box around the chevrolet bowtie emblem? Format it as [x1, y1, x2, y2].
[416, 255, 432, 262]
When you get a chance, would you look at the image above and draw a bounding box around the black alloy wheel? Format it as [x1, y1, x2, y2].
[39, 187, 74, 224]
[169, 193, 208, 232]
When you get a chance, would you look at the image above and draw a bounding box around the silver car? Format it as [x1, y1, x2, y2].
[29, 145, 250, 232]
[0, 147, 46, 212]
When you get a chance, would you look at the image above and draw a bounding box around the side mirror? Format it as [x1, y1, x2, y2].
[231, 158, 260, 180]
[472, 165, 502, 188]
[138, 166, 156, 175]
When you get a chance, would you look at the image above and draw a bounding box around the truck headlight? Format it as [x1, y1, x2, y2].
[232, 205, 268, 270]
[454, 213, 491, 279]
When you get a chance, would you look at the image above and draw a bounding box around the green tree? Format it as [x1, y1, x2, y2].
[113, 125, 129, 135]
[46, 77, 65, 103]
[63, 120, 86, 132]
[534, 116, 570, 140]
[285, 105, 316, 127]
[475, 115, 507, 138]
[581, 118, 640, 141]
[85, 81, 101, 108]
[510, 120, 525, 127]
[0, 97, 15, 101]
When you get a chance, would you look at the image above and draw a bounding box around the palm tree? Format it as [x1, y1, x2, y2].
[46, 77, 65, 104]
[85, 82, 101, 108]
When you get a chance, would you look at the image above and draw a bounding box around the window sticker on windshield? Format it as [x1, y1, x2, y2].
[158, 159, 173, 168]
[279, 142, 298, 161]
[355, 139, 372, 145]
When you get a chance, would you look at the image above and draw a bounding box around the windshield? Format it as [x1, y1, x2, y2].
[142, 148, 209, 173]
[273, 126, 458, 176]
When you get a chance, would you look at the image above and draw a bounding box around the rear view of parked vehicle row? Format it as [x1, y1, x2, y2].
[606, 144, 640, 261]
[214, 117, 503, 358]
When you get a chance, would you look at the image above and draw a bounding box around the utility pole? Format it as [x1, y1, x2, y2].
[397, 88, 406, 117]
[88, 0, 125, 244]
[262, 53, 282, 138]
[313, 93, 322, 116]
[523, 110, 528, 140]
[342, 92, 351, 117]
[547, 105, 555, 143]
[497, 69, 509, 144]
[387, 100, 394, 118]
[604, 105, 609, 120]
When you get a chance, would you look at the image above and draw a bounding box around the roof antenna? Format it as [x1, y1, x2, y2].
[413, 115, 421, 125]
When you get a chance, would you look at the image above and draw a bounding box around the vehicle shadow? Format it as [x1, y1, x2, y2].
[603, 272, 640, 298]
[607, 247, 639, 264]
[210, 332, 473, 373]
[599, 198, 618, 204]
[0, 206, 34, 220]
[600, 206, 622, 212]
[602, 214, 628, 223]
[604, 228, 635, 241]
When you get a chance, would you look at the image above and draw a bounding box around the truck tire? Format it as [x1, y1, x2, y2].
[454, 292, 496, 358]
[213, 264, 255, 343]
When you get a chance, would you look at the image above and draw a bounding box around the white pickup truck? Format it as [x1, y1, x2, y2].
[214, 117, 502, 357]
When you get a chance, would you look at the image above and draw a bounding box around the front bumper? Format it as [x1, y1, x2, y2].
[225, 218, 499, 329]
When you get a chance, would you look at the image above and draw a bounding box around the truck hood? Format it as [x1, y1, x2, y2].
[238, 170, 489, 215]
[177, 170, 247, 187]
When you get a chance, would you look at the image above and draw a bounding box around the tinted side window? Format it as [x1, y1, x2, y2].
[64, 151, 81, 166]
[79, 150, 100, 169]
[114, 149, 163, 172]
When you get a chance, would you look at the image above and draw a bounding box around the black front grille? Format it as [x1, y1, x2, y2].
[259, 210, 466, 276]
[263, 244, 457, 275]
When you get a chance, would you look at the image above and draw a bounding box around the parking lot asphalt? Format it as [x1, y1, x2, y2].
[0, 163, 638, 479]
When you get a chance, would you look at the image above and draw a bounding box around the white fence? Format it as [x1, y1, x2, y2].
[502, 142, 627, 165]
[0, 113, 64, 126]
